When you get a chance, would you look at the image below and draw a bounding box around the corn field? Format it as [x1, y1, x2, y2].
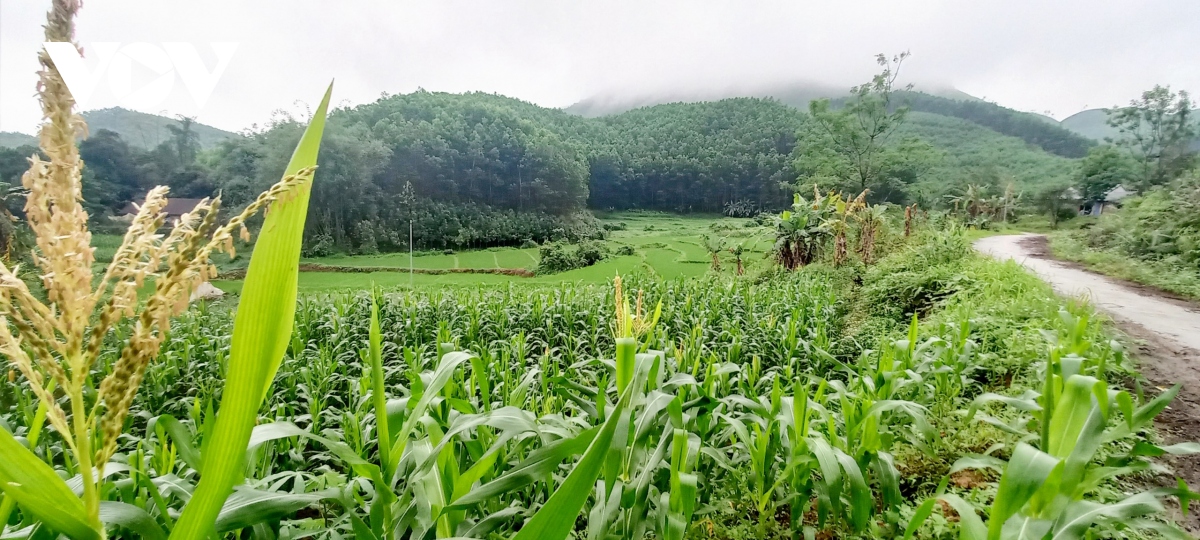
[4, 260, 1198, 539]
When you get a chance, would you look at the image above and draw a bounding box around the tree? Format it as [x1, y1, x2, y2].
[794, 52, 933, 203]
[1036, 183, 1076, 229]
[1107, 85, 1197, 189]
[1076, 145, 1137, 205]
[79, 130, 144, 213]
[165, 116, 201, 167]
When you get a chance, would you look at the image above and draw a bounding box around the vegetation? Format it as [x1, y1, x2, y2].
[1106, 86, 1197, 190]
[796, 53, 938, 205]
[8, 209, 1198, 538]
[1055, 172, 1200, 299]
[892, 91, 1095, 158]
[0, 1, 332, 536]
[2, 4, 1197, 538]
[0, 68, 1098, 258]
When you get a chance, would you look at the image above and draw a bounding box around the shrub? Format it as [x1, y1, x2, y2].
[860, 228, 972, 320]
[303, 232, 336, 258]
[575, 240, 609, 266]
[537, 242, 578, 274]
[723, 199, 759, 217]
[616, 245, 635, 256]
[537, 240, 610, 274]
[520, 239, 539, 249]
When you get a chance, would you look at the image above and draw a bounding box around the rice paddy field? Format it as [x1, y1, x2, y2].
[211, 213, 774, 293]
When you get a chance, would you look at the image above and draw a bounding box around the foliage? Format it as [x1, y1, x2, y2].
[893, 91, 1095, 158]
[1107, 85, 1198, 189]
[4, 220, 1197, 538]
[795, 53, 940, 204]
[590, 98, 801, 212]
[536, 239, 609, 274]
[1057, 172, 1200, 296]
[1076, 145, 1138, 203]
[0, 1, 332, 536]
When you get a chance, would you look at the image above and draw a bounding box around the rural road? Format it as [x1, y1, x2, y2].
[976, 233, 1200, 529]
[975, 233, 1200, 353]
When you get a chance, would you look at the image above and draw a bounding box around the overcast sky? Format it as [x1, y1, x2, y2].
[1, 0, 1197, 135]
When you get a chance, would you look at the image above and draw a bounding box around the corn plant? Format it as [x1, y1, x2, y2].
[910, 338, 1200, 539]
[0, 2, 333, 538]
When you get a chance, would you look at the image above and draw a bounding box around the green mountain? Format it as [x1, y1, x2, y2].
[1061, 108, 1200, 151]
[900, 111, 1076, 191]
[81, 108, 238, 150]
[568, 83, 1094, 158]
[0, 132, 37, 149]
[1060, 109, 1116, 140]
[0, 108, 239, 150]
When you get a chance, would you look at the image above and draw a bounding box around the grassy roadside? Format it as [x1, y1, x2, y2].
[1048, 232, 1200, 301]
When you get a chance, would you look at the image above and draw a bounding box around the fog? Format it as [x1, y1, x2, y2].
[1, 0, 1197, 134]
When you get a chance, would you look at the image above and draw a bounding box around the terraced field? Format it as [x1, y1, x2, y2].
[212, 213, 774, 293]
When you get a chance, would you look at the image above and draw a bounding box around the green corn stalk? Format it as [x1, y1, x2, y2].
[169, 83, 332, 540]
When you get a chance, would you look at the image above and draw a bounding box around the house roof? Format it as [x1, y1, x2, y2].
[120, 198, 207, 216]
[1104, 184, 1135, 202]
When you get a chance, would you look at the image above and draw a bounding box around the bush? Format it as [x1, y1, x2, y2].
[310, 199, 605, 253]
[602, 222, 627, 231]
[615, 245, 635, 256]
[520, 239, 539, 249]
[575, 240, 609, 266]
[303, 232, 336, 258]
[537, 240, 610, 274]
[860, 228, 973, 321]
[723, 199, 759, 218]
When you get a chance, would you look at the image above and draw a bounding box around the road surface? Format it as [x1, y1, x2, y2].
[975, 233, 1200, 352]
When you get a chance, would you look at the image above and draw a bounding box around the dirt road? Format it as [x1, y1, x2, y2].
[976, 233, 1200, 529]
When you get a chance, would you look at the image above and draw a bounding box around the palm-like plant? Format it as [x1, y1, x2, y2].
[773, 192, 833, 270]
[728, 241, 746, 275]
[702, 235, 725, 271]
[855, 203, 887, 264]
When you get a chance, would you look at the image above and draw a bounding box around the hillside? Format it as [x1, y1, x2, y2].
[0, 132, 37, 148]
[569, 83, 1093, 158]
[82, 108, 238, 149]
[900, 111, 1076, 193]
[1, 108, 239, 150]
[1061, 109, 1116, 140]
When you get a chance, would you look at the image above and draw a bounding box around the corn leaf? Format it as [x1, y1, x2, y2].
[987, 443, 1062, 540]
[0, 427, 100, 540]
[510, 381, 634, 540]
[214, 488, 341, 533]
[169, 82, 332, 540]
[98, 502, 166, 540]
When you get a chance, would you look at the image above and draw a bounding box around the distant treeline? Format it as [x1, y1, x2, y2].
[0, 90, 1085, 255]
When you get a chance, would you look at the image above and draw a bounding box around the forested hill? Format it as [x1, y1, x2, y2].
[570, 86, 1094, 158]
[0, 89, 1080, 254]
[0, 108, 238, 150]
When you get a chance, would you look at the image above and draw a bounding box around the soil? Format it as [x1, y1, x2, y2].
[976, 233, 1200, 532]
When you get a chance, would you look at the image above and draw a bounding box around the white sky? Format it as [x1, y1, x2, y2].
[1, 0, 1197, 134]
